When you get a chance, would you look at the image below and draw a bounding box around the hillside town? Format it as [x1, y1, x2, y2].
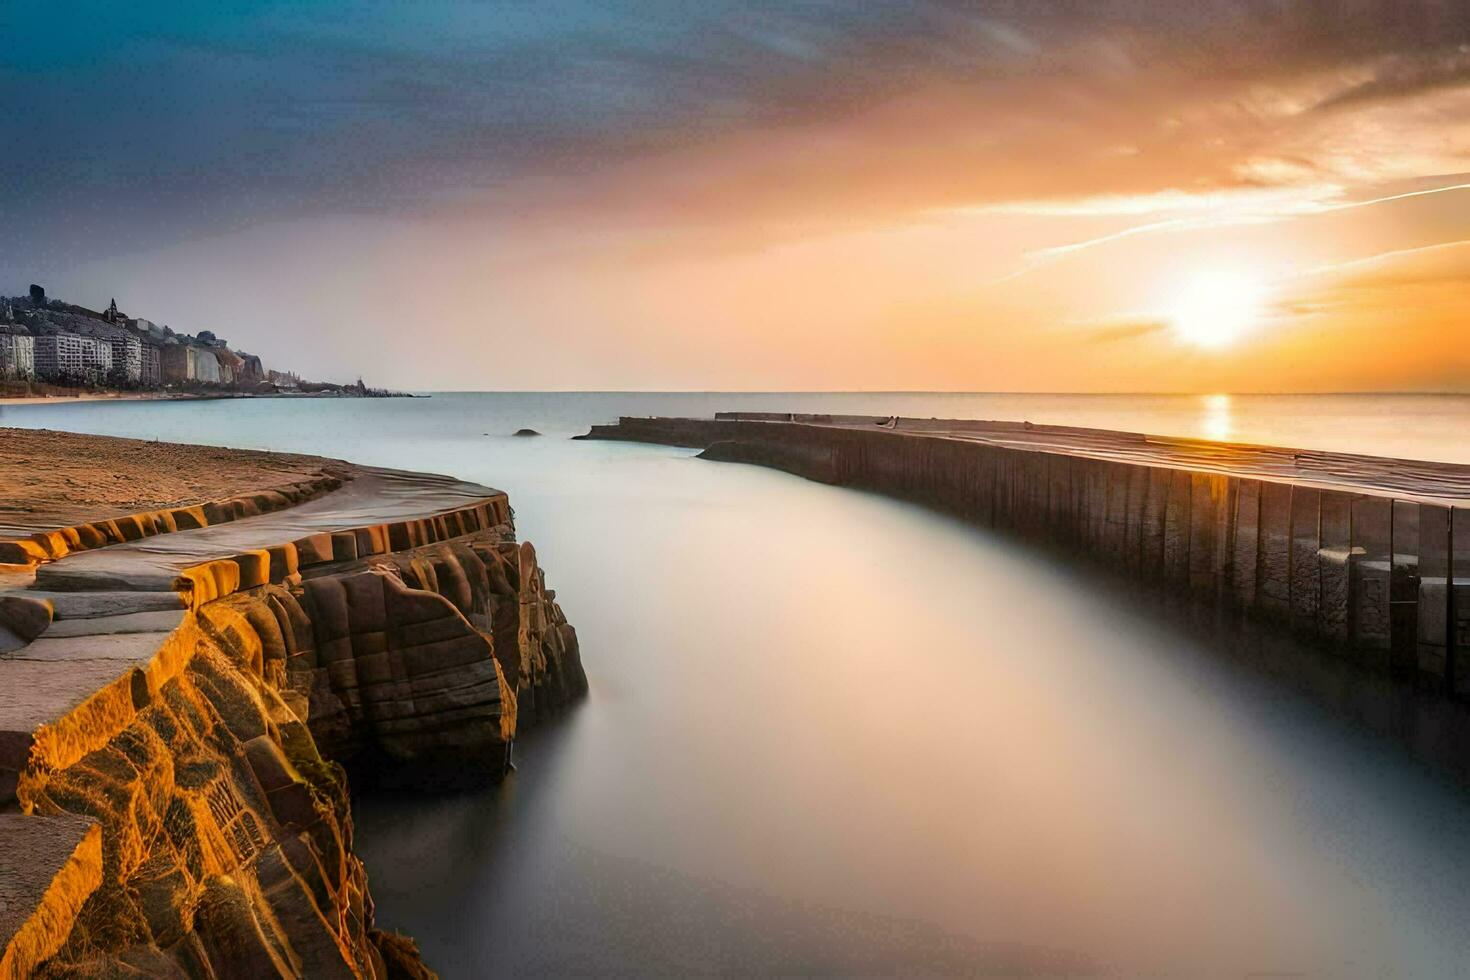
[0, 283, 394, 397]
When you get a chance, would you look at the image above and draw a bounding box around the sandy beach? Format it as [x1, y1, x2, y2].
[0, 426, 350, 535]
[0, 392, 203, 407]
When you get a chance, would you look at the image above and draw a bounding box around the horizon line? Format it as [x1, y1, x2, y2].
[415, 388, 1470, 397]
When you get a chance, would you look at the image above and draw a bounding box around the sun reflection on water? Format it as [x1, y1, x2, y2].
[1201, 393, 1233, 442]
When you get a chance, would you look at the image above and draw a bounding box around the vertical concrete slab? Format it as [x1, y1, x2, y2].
[870, 431, 893, 502]
[1163, 469, 1193, 590]
[1232, 479, 1261, 609]
[991, 450, 1014, 533]
[1317, 491, 1354, 646]
[940, 440, 966, 515]
[1124, 464, 1150, 576]
[1104, 462, 1130, 562]
[1215, 476, 1237, 596]
[1142, 468, 1171, 582]
[912, 438, 934, 507]
[976, 445, 998, 529]
[1023, 452, 1048, 542]
[1071, 455, 1092, 547]
[1010, 451, 1033, 538]
[946, 440, 969, 516]
[1417, 503, 1452, 687]
[965, 444, 989, 527]
[1258, 481, 1293, 620]
[1289, 487, 1321, 633]
[1067, 457, 1084, 547]
[1070, 457, 1093, 553]
[1075, 457, 1097, 552]
[1453, 506, 1470, 699]
[1391, 500, 1420, 675]
[865, 430, 898, 495]
[1351, 495, 1393, 665]
[1011, 450, 1032, 538]
[833, 429, 856, 487]
[986, 445, 1005, 530]
[1188, 473, 1219, 598]
[1045, 454, 1071, 545]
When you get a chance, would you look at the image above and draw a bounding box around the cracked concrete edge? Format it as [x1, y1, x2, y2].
[173, 496, 512, 610]
[0, 472, 352, 568]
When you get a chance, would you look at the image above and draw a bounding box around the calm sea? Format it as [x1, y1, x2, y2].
[4, 392, 1470, 976]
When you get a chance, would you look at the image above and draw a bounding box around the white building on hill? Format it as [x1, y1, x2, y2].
[193, 346, 221, 384]
[0, 332, 35, 379]
[34, 334, 111, 382]
[106, 333, 142, 383]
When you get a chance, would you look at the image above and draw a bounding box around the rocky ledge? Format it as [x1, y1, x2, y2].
[0, 436, 586, 978]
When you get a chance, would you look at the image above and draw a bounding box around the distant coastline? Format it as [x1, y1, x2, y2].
[1, 282, 406, 399]
[0, 388, 418, 406]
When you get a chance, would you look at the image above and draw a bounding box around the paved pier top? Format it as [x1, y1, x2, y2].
[31, 466, 505, 591]
[708, 413, 1470, 504]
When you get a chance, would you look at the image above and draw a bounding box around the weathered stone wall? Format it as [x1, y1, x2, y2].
[219, 531, 585, 788]
[17, 612, 420, 978]
[586, 415, 1470, 695]
[9, 531, 585, 976]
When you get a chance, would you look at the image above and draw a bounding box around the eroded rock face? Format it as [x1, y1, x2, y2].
[212, 531, 586, 789]
[12, 531, 586, 977]
[20, 629, 414, 978]
[374, 535, 587, 728]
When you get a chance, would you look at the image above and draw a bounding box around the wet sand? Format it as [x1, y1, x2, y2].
[0, 392, 200, 406]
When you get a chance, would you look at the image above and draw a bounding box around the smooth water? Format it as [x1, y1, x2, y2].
[4, 393, 1470, 975]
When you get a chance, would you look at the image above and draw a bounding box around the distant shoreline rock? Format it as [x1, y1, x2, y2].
[513, 428, 542, 437]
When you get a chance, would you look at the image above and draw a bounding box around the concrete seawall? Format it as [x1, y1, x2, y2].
[583, 413, 1470, 696]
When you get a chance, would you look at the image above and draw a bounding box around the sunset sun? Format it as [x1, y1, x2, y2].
[1168, 269, 1267, 349]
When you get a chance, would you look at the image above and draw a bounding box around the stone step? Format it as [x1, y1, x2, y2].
[31, 564, 179, 593]
[41, 610, 185, 639]
[19, 590, 185, 620]
[0, 596, 53, 655]
[5, 631, 174, 665]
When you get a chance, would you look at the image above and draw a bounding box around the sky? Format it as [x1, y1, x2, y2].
[3, 1, 1469, 392]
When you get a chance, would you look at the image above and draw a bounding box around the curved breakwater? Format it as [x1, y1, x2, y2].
[585, 412, 1470, 697]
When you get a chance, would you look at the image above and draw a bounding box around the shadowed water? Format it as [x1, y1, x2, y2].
[4, 393, 1470, 975]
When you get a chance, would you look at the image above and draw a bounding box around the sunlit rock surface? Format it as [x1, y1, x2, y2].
[0, 438, 586, 977]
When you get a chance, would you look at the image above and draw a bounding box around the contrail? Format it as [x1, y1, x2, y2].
[1291, 237, 1470, 281]
[986, 179, 1470, 288]
[1031, 217, 1192, 259]
[1316, 181, 1470, 214]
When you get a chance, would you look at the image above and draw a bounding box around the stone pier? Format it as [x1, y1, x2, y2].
[583, 412, 1470, 695]
[0, 435, 587, 977]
